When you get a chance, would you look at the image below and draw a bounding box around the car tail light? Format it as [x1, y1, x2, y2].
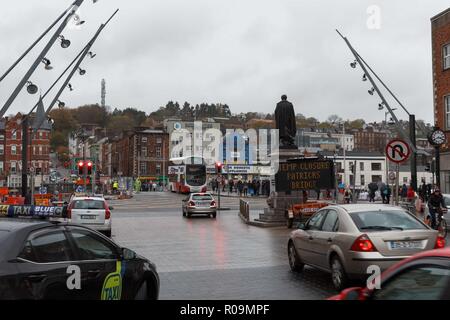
[104, 202, 111, 220]
[351, 235, 377, 252]
[67, 202, 73, 219]
[188, 201, 196, 208]
[434, 236, 446, 249]
[210, 200, 216, 207]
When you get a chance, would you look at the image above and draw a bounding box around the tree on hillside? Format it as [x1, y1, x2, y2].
[72, 104, 108, 126]
[106, 115, 135, 137]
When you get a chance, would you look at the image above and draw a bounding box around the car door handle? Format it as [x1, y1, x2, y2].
[327, 238, 333, 243]
[27, 274, 47, 282]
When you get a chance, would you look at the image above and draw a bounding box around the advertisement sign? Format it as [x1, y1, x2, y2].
[275, 159, 335, 192]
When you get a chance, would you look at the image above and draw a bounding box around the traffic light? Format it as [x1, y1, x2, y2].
[215, 162, 223, 174]
[77, 161, 84, 175]
[87, 161, 93, 175]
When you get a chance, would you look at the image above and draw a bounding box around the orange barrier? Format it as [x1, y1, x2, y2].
[291, 201, 330, 218]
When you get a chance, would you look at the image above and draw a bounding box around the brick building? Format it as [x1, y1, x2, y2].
[432, 8, 450, 193]
[352, 127, 388, 153]
[110, 128, 169, 182]
[0, 112, 52, 188]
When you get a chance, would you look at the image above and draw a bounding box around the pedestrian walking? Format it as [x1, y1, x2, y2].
[368, 182, 378, 203]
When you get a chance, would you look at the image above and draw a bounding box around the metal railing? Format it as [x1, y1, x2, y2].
[239, 199, 250, 222]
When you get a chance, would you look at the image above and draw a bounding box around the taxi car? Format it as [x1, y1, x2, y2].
[0, 207, 159, 300]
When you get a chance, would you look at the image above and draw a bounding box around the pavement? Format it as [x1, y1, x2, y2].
[109, 192, 336, 300]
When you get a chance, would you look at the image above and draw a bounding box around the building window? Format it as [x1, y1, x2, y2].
[360, 162, 364, 171]
[142, 137, 147, 143]
[11, 162, 16, 174]
[444, 44, 450, 70]
[360, 175, 365, 186]
[156, 137, 162, 144]
[403, 177, 408, 184]
[11, 145, 17, 155]
[156, 147, 162, 158]
[141, 147, 147, 157]
[140, 162, 146, 175]
[39, 132, 43, 139]
[446, 96, 450, 130]
[12, 131, 17, 140]
[156, 164, 161, 175]
[0, 134, 4, 140]
[0, 145, 3, 155]
[39, 146, 42, 155]
[371, 163, 382, 171]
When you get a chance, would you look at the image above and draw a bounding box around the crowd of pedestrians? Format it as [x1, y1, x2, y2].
[210, 178, 271, 197]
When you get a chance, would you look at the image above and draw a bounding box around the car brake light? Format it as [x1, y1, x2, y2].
[210, 200, 216, 207]
[434, 236, 446, 249]
[351, 235, 377, 252]
[188, 201, 196, 207]
[67, 203, 73, 219]
[104, 202, 111, 220]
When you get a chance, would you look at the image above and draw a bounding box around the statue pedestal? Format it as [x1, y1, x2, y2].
[254, 148, 304, 226]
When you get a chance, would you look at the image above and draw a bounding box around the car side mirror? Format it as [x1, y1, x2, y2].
[297, 223, 306, 230]
[122, 248, 136, 260]
[338, 287, 364, 300]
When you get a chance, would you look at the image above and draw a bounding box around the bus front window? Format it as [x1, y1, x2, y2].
[186, 165, 206, 186]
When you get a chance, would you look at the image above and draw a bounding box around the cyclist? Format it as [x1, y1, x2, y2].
[427, 187, 446, 229]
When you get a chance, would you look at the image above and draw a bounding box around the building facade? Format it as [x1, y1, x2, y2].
[353, 127, 388, 153]
[1, 113, 52, 188]
[432, 8, 450, 193]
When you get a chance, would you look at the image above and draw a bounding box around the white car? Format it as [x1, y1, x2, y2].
[67, 196, 113, 237]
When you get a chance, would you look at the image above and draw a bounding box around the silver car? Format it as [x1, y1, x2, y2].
[182, 193, 217, 218]
[288, 204, 445, 291]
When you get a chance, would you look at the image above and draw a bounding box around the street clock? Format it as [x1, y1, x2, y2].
[428, 128, 446, 146]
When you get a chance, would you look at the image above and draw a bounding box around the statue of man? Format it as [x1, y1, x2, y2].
[275, 95, 297, 148]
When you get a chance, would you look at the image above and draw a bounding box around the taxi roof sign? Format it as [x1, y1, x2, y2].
[0, 205, 67, 219]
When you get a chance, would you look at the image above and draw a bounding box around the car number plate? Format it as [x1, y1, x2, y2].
[81, 215, 96, 220]
[389, 241, 422, 250]
[196, 201, 209, 207]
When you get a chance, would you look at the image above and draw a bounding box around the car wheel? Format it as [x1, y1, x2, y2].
[187, 212, 192, 218]
[288, 241, 304, 272]
[287, 218, 293, 229]
[104, 230, 112, 238]
[330, 256, 349, 291]
[182, 208, 186, 217]
[211, 212, 217, 219]
[134, 281, 149, 300]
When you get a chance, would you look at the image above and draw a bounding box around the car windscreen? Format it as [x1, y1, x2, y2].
[349, 210, 427, 231]
[186, 165, 206, 186]
[192, 194, 213, 201]
[72, 200, 105, 210]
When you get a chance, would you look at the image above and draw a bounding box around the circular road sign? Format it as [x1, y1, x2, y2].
[388, 171, 396, 181]
[386, 139, 411, 164]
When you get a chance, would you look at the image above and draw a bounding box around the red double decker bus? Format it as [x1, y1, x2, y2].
[168, 156, 207, 194]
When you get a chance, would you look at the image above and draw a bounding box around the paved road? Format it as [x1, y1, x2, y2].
[109, 192, 336, 300]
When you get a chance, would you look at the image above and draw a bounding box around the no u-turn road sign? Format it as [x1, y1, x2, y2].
[386, 139, 411, 164]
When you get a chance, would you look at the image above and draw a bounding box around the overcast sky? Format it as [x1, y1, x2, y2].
[0, 0, 448, 123]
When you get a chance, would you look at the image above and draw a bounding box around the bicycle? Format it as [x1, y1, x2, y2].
[428, 206, 448, 238]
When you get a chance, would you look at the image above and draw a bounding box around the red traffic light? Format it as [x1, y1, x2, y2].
[215, 162, 223, 174]
[78, 161, 84, 167]
[87, 161, 93, 167]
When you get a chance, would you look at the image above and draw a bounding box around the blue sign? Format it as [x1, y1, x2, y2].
[76, 186, 85, 193]
[39, 187, 47, 194]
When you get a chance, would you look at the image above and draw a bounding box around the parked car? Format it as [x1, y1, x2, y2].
[0, 218, 159, 300]
[287, 204, 446, 291]
[68, 196, 113, 237]
[182, 193, 217, 218]
[329, 247, 450, 300]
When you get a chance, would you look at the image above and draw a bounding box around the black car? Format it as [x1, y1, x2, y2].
[0, 218, 159, 300]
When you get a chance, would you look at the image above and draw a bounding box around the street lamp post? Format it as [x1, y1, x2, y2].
[0, 0, 86, 119]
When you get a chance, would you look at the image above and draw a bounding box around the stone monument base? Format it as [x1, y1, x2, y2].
[254, 148, 304, 227]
